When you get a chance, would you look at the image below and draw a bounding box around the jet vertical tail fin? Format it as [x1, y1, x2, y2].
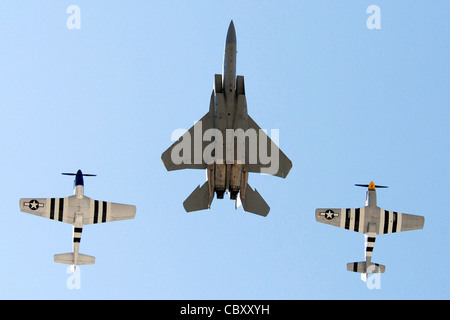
[240, 184, 270, 217]
[54, 253, 95, 265]
[183, 182, 212, 212]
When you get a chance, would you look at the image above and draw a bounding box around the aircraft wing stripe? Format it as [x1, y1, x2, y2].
[383, 210, 389, 234]
[343, 208, 366, 233]
[345, 208, 351, 230]
[48, 198, 65, 222]
[50, 198, 55, 220]
[92, 200, 108, 224]
[378, 208, 385, 234]
[359, 207, 365, 233]
[94, 200, 99, 223]
[397, 212, 403, 232]
[350, 208, 355, 231]
[340, 208, 346, 228]
[58, 198, 64, 222]
[102, 201, 107, 223]
[392, 211, 398, 233]
[354, 208, 360, 232]
[381, 209, 403, 234]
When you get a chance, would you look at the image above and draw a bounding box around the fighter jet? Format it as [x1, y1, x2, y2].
[19, 170, 136, 269]
[315, 182, 424, 281]
[161, 21, 292, 217]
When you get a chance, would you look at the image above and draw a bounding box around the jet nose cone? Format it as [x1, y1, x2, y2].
[226, 20, 236, 44]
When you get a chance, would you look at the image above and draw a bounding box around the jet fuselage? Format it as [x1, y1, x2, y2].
[211, 21, 247, 202]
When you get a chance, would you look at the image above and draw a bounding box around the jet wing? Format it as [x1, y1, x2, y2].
[19, 197, 75, 224]
[246, 115, 292, 178]
[315, 207, 367, 233]
[161, 110, 214, 171]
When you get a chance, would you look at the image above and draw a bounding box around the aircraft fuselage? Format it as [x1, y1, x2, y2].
[210, 21, 248, 202]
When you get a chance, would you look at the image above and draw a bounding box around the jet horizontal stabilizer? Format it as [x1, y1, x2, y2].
[183, 182, 212, 212]
[240, 184, 270, 217]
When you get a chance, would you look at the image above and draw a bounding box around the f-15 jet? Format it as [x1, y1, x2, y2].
[161, 21, 292, 217]
[315, 182, 424, 281]
[19, 170, 136, 269]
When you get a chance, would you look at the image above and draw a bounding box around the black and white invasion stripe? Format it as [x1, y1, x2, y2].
[48, 198, 66, 222]
[339, 207, 365, 233]
[93, 200, 109, 224]
[73, 227, 83, 244]
[379, 209, 403, 234]
[365, 232, 376, 259]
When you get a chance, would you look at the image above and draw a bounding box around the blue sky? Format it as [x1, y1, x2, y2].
[0, 1, 448, 299]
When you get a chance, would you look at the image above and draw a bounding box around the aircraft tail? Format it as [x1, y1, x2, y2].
[240, 184, 270, 217]
[183, 182, 212, 212]
[54, 253, 95, 265]
[347, 261, 385, 274]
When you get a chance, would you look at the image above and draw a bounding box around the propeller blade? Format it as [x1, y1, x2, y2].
[355, 184, 388, 188]
[61, 173, 96, 177]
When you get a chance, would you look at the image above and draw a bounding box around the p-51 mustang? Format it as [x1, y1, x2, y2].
[19, 170, 136, 269]
[315, 182, 424, 281]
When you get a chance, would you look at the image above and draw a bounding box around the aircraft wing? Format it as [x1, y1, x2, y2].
[161, 110, 214, 171]
[316, 207, 425, 234]
[377, 208, 424, 234]
[19, 197, 75, 224]
[246, 115, 292, 178]
[20, 197, 136, 225]
[84, 199, 136, 225]
[315, 207, 368, 233]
